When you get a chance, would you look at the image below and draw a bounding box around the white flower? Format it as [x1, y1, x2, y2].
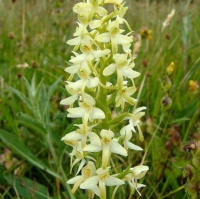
[112, 165, 149, 198]
[70, 40, 110, 71]
[67, 68, 99, 96]
[103, 53, 140, 85]
[67, 94, 105, 134]
[83, 129, 127, 169]
[80, 167, 124, 199]
[67, 161, 98, 194]
[73, 3, 92, 24]
[95, 21, 133, 54]
[69, 142, 86, 174]
[116, 85, 137, 111]
[88, 0, 107, 17]
[61, 123, 98, 148]
[60, 77, 99, 107]
[73, 2, 106, 29]
[125, 165, 149, 196]
[120, 127, 143, 151]
[60, 83, 81, 106]
[67, 23, 92, 50]
[125, 107, 146, 141]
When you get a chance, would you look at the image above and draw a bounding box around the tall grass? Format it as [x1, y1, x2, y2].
[0, 0, 199, 198]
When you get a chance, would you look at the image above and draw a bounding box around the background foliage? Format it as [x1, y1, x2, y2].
[0, 0, 199, 198]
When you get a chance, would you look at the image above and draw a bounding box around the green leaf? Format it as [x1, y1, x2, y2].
[4, 174, 56, 199]
[17, 112, 47, 134]
[170, 118, 190, 124]
[42, 76, 62, 117]
[7, 86, 32, 110]
[175, 98, 198, 119]
[0, 130, 61, 180]
[109, 112, 128, 125]
[23, 76, 34, 100]
[116, 164, 132, 179]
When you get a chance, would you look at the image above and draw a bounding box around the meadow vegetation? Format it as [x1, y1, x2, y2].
[0, 0, 199, 198]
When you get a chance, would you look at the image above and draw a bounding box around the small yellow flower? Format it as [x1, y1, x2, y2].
[189, 80, 199, 91]
[166, 62, 174, 76]
[140, 28, 152, 40]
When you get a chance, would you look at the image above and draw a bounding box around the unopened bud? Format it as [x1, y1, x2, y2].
[186, 181, 199, 199]
[183, 164, 195, 181]
[166, 62, 174, 76]
[183, 141, 197, 152]
[189, 80, 199, 91]
[165, 34, 171, 40]
[162, 76, 172, 91]
[8, 32, 15, 39]
[32, 60, 39, 68]
[142, 60, 148, 67]
[161, 95, 172, 110]
[192, 154, 200, 170]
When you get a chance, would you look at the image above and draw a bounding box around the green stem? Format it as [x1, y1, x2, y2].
[161, 186, 184, 199]
[99, 59, 109, 129]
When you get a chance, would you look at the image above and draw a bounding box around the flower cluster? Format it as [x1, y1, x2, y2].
[61, 0, 148, 198]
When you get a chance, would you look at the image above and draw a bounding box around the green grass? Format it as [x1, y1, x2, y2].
[0, 0, 199, 198]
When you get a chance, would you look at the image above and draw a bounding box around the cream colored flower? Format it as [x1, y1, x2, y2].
[83, 129, 127, 169]
[120, 127, 143, 151]
[115, 85, 137, 111]
[67, 161, 98, 194]
[80, 167, 124, 199]
[67, 94, 105, 133]
[95, 21, 132, 54]
[103, 53, 140, 86]
[125, 107, 146, 141]
[70, 40, 111, 72]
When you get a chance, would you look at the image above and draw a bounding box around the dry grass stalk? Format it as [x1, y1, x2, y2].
[162, 9, 175, 32]
[133, 34, 141, 58]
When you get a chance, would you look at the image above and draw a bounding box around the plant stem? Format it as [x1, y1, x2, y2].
[161, 185, 184, 199]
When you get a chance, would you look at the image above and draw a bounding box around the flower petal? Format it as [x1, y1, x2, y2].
[89, 132, 101, 146]
[61, 131, 82, 141]
[122, 68, 140, 79]
[93, 49, 111, 58]
[133, 107, 147, 114]
[97, 6, 107, 16]
[65, 65, 80, 74]
[115, 34, 133, 44]
[83, 144, 102, 152]
[76, 159, 86, 175]
[91, 107, 105, 119]
[80, 176, 99, 189]
[110, 141, 127, 156]
[89, 20, 102, 29]
[105, 176, 125, 186]
[67, 107, 85, 118]
[95, 33, 110, 42]
[87, 77, 99, 88]
[67, 175, 82, 184]
[60, 95, 78, 105]
[127, 142, 143, 151]
[70, 53, 86, 64]
[131, 165, 149, 176]
[67, 37, 81, 46]
[103, 64, 116, 76]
